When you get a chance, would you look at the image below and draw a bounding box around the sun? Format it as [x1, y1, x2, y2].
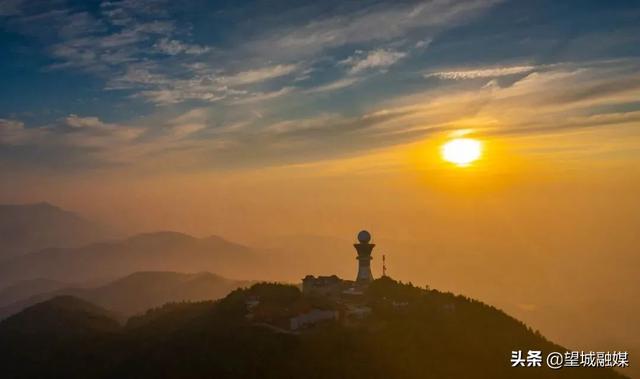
[441, 138, 483, 166]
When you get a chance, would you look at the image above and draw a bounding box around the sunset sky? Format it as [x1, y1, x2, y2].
[1, 0, 638, 180]
[0, 0, 639, 239]
[1, 0, 640, 367]
[1, 0, 639, 262]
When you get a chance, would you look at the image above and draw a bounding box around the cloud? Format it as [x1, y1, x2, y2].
[0, 119, 34, 145]
[1, 115, 143, 150]
[112, 63, 298, 105]
[4, 1, 222, 105]
[250, 0, 500, 58]
[136, 88, 227, 105]
[425, 65, 536, 80]
[341, 49, 407, 74]
[415, 39, 431, 48]
[4, 2, 305, 106]
[1, 0, 500, 107]
[220, 64, 299, 86]
[305, 77, 361, 93]
[106, 62, 169, 89]
[154, 38, 210, 55]
[4, 59, 640, 173]
[5, 0, 640, 175]
[65, 115, 109, 129]
[0, 114, 147, 172]
[165, 108, 210, 138]
[99, 0, 171, 27]
[388, 61, 640, 138]
[226, 60, 640, 168]
[231, 87, 295, 104]
[48, 19, 176, 72]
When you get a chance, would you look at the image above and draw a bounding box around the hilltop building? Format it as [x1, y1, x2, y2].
[289, 230, 380, 330]
[301, 230, 377, 297]
[302, 275, 344, 297]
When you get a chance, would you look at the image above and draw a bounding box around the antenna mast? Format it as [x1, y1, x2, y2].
[382, 254, 387, 277]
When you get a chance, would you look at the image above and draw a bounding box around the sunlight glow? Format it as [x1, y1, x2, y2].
[441, 138, 483, 166]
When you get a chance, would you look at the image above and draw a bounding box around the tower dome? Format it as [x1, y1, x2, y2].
[357, 230, 371, 243]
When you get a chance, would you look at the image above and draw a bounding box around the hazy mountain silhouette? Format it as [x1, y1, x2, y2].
[0, 295, 119, 336]
[0, 279, 628, 379]
[0, 271, 253, 319]
[0, 278, 70, 307]
[0, 231, 267, 288]
[0, 203, 112, 260]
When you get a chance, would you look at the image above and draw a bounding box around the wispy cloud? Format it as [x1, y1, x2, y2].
[0, 0, 502, 108]
[107, 62, 299, 104]
[8, 59, 640, 173]
[249, 0, 500, 58]
[0, 114, 145, 172]
[231, 87, 295, 104]
[154, 38, 211, 55]
[4, 0, 639, 175]
[425, 65, 536, 80]
[305, 77, 361, 93]
[0, 119, 33, 144]
[221, 64, 299, 86]
[341, 49, 407, 74]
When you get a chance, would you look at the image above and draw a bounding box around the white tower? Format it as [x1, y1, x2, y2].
[354, 230, 374, 283]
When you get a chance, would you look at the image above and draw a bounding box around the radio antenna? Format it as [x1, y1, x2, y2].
[382, 254, 387, 277]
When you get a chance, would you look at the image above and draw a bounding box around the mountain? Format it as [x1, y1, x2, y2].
[0, 278, 70, 307]
[0, 296, 121, 379]
[0, 295, 119, 336]
[0, 278, 629, 379]
[0, 231, 269, 288]
[0, 271, 253, 319]
[74, 271, 253, 317]
[0, 202, 112, 260]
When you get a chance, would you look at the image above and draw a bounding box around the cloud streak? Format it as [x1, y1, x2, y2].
[341, 49, 407, 74]
[248, 0, 500, 58]
[4, 59, 639, 173]
[425, 65, 535, 80]
[1, 0, 502, 106]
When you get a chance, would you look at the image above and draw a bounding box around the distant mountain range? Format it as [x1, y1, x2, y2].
[0, 202, 277, 322]
[0, 271, 253, 320]
[0, 231, 268, 288]
[0, 278, 70, 307]
[0, 279, 629, 379]
[0, 202, 112, 260]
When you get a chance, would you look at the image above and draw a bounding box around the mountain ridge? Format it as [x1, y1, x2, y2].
[0, 295, 120, 336]
[0, 278, 629, 379]
[0, 231, 264, 288]
[0, 202, 114, 260]
[0, 271, 253, 320]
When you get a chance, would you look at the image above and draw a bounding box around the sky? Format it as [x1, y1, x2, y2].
[0, 0, 638, 177]
[1, 0, 639, 244]
[1, 0, 640, 373]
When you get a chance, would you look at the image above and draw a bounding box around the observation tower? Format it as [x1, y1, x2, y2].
[354, 230, 375, 283]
